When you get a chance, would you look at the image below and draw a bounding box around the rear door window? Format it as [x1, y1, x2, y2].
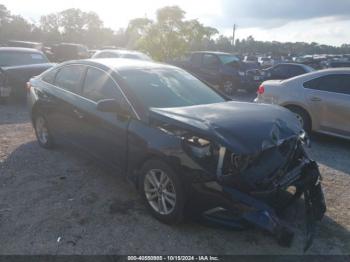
[289, 65, 305, 76]
[55, 65, 85, 94]
[272, 65, 285, 75]
[0, 52, 48, 66]
[82, 67, 122, 102]
[42, 68, 58, 84]
[303, 74, 350, 95]
[338, 75, 350, 95]
[303, 78, 320, 89]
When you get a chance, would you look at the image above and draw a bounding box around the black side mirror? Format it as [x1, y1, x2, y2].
[96, 99, 130, 116]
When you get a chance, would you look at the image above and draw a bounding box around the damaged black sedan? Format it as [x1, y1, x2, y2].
[27, 59, 326, 250]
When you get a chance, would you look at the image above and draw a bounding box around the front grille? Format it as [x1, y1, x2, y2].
[222, 137, 298, 177]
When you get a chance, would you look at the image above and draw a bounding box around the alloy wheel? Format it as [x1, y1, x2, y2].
[35, 116, 49, 145]
[144, 169, 176, 215]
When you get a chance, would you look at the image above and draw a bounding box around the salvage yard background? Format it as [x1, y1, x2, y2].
[0, 97, 349, 255]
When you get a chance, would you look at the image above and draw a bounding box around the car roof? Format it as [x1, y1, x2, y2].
[0, 47, 43, 53]
[56, 43, 87, 47]
[284, 67, 350, 83]
[96, 49, 145, 55]
[63, 58, 177, 72]
[276, 63, 306, 67]
[8, 40, 42, 45]
[191, 51, 236, 56]
[307, 68, 350, 74]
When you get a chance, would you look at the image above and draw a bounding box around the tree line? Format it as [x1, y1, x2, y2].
[1, 4, 349, 61]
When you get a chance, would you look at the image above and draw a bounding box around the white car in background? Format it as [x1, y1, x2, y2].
[255, 68, 350, 139]
[92, 49, 152, 61]
[258, 57, 273, 68]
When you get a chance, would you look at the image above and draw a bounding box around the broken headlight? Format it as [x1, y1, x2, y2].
[186, 137, 212, 158]
[230, 154, 250, 171]
[183, 136, 220, 173]
[221, 150, 253, 176]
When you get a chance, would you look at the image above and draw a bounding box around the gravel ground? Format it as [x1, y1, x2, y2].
[0, 99, 349, 255]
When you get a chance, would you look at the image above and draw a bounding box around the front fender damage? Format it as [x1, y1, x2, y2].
[201, 161, 326, 252]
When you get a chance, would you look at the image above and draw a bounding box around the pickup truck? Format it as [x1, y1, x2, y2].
[171, 51, 263, 93]
[0, 47, 54, 102]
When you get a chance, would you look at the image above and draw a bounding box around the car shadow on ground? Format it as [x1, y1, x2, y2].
[1, 140, 349, 254]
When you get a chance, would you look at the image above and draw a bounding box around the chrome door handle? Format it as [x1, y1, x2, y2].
[73, 109, 84, 119]
[310, 97, 321, 102]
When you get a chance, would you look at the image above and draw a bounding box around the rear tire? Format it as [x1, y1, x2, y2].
[33, 114, 55, 149]
[139, 159, 186, 224]
[286, 106, 311, 134]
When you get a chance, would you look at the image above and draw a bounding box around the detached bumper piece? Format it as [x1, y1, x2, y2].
[202, 161, 326, 251]
[302, 162, 326, 251]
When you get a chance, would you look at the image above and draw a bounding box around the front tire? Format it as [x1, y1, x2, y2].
[34, 114, 54, 149]
[139, 159, 186, 224]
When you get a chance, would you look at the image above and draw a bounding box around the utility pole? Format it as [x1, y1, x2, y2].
[232, 24, 237, 52]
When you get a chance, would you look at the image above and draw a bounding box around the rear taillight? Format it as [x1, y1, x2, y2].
[25, 82, 32, 92]
[257, 85, 265, 95]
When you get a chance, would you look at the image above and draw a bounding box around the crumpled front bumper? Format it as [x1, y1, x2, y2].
[193, 160, 326, 251]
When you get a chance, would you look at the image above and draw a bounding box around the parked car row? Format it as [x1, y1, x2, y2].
[170, 52, 325, 95]
[253, 63, 315, 81]
[171, 51, 263, 93]
[0, 47, 54, 102]
[240, 53, 350, 70]
[4, 40, 155, 63]
[0, 44, 153, 102]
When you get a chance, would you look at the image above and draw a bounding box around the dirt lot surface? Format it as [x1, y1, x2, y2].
[0, 99, 349, 255]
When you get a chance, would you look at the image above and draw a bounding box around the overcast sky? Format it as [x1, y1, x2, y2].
[2, 0, 350, 46]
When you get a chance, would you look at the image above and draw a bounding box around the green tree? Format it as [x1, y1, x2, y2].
[135, 6, 219, 61]
[126, 18, 153, 48]
[39, 13, 61, 43]
[39, 8, 112, 47]
[183, 20, 218, 50]
[215, 35, 232, 52]
[135, 7, 185, 60]
[0, 4, 11, 26]
[1, 3, 350, 56]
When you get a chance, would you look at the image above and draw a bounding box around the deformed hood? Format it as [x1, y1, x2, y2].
[149, 101, 302, 154]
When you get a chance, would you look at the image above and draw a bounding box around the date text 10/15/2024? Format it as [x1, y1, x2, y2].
[127, 256, 220, 261]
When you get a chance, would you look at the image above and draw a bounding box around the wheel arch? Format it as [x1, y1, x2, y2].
[281, 102, 314, 130]
[30, 102, 45, 124]
[127, 153, 182, 190]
